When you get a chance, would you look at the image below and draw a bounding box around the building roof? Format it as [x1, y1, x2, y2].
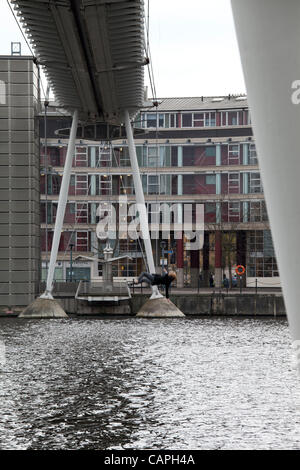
[146, 96, 248, 112]
[12, 0, 145, 124]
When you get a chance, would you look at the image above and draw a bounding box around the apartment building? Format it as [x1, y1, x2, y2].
[40, 96, 279, 288]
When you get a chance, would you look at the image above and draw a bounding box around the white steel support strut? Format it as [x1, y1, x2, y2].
[231, 0, 300, 367]
[41, 109, 79, 299]
[124, 110, 162, 299]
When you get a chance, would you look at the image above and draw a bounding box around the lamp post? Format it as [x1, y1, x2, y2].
[160, 240, 167, 274]
[69, 243, 74, 282]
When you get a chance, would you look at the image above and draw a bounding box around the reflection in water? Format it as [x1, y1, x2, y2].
[0, 317, 299, 449]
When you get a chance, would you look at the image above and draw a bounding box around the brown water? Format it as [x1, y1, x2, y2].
[0, 317, 299, 449]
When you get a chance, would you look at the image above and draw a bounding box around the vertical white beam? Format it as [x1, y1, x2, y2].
[41, 110, 78, 298]
[124, 110, 162, 299]
[243, 173, 249, 195]
[216, 143, 221, 166]
[178, 146, 183, 167]
[177, 175, 183, 196]
[216, 173, 221, 195]
[243, 143, 249, 165]
[231, 0, 300, 353]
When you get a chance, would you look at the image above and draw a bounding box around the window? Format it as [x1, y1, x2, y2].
[75, 146, 88, 167]
[76, 203, 88, 223]
[160, 175, 171, 195]
[76, 231, 89, 252]
[193, 113, 204, 127]
[111, 257, 139, 278]
[158, 114, 164, 128]
[228, 202, 240, 221]
[206, 175, 216, 185]
[66, 267, 90, 282]
[228, 144, 240, 165]
[182, 113, 193, 127]
[221, 112, 228, 126]
[228, 173, 240, 193]
[49, 147, 61, 166]
[205, 146, 216, 157]
[229, 144, 239, 156]
[146, 113, 157, 128]
[228, 111, 239, 126]
[136, 146, 144, 166]
[205, 112, 216, 126]
[160, 146, 171, 166]
[170, 114, 177, 128]
[75, 174, 88, 195]
[205, 202, 216, 213]
[148, 175, 159, 194]
[247, 230, 278, 278]
[120, 175, 133, 195]
[250, 172, 262, 193]
[97, 174, 112, 195]
[148, 147, 159, 167]
[250, 201, 261, 222]
[249, 144, 258, 165]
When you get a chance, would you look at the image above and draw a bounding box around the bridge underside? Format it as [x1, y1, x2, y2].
[12, 0, 145, 123]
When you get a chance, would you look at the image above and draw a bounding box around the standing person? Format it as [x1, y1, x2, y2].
[223, 274, 229, 289]
[135, 269, 177, 299]
[209, 273, 215, 288]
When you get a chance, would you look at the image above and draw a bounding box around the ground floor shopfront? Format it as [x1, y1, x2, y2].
[41, 229, 280, 289]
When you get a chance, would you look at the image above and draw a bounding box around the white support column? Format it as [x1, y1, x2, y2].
[124, 110, 162, 299]
[243, 143, 249, 165]
[231, 0, 300, 360]
[216, 173, 221, 195]
[216, 143, 221, 166]
[41, 110, 78, 298]
[243, 173, 249, 194]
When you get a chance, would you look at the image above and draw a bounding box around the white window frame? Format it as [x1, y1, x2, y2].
[228, 144, 240, 165]
[76, 231, 89, 251]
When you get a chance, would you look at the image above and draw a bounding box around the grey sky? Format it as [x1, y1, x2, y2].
[0, 0, 245, 98]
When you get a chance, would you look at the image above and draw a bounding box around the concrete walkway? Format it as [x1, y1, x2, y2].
[130, 286, 283, 295]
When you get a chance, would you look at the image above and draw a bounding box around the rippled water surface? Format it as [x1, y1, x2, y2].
[0, 317, 299, 449]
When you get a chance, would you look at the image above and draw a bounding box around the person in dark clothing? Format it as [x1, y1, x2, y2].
[209, 273, 215, 288]
[136, 270, 177, 299]
[223, 274, 229, 289]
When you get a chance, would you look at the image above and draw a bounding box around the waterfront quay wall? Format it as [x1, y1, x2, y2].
[66, 293, 286, 316]
[131, 293, 286, 317]
[0, 282, 286, 317]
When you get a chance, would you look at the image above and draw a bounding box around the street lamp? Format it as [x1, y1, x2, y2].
[69, 243, 74, 282]
[160, 240, 167, 274]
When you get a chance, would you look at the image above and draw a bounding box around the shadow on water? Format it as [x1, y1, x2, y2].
[0, 317, 299, 449]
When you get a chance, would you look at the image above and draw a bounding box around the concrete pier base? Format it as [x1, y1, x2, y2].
[136, 297, 185, 318]
[19, 298, 68, 318]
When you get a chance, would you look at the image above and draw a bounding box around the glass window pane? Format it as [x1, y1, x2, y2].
[182, 113, 192, 127]
[206, 175, 216, 185]
[146, 113, 157, 128]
